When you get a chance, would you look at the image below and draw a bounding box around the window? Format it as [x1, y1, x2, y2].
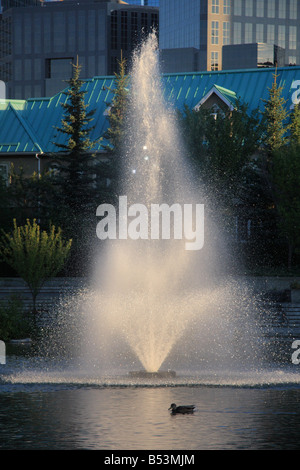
[223, 0, 230, 14]
[68, 11, 76, 50]
[43, 14, 51, 54]
[210, 103, 224, 119]
[211, 51, 218, 71]
[212, 0, 219, 14]
[278, 25, 286, 48]
[14, 16, 22, 55]
[256, 24, 264, 43]
[53, 11, 66, 53]
[233, 0, 241, 16]
[267, 0, 275, 18]
[0, 163, 9, 186]
[48, 164, 60, 178]
[88, 10, 96, 52]
[289, 26, 297, 50]
[131, 12, 138, 46]
[121, 11, 128, 50]
[290, 0, 297, 19]
[233, 22, 241, 44]
[151, 13, 158, 30]
[24, 59, 31, 81]
[245, 0, 253, 16]
[78, 11, 86, 52]
[34, 14, 41, 54]
[256, 0, 264, 17]
[245, 23, 253, 43]
[45, 58, 73, 79]
[111, 10, 117, 50]
[223, 21, 230, 45]
[110, 56, 118, 75]
[141, 12, 148, 30]
[278, 0, 286, 19]
[235, 217, 252, 242]
[289, 56, 297, 66]
[267, 24, 275, 43]
[24, 15, 32, 55]
[211, 21, 219, 44]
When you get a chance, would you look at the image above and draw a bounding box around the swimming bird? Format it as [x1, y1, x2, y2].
[168, 403, 195, 414]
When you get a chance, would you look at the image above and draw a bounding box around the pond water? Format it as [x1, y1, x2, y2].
[1, 353, 300, 450]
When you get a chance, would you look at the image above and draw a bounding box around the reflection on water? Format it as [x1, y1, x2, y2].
[2, 372, 300, 449]
[2, 352, 300, 450]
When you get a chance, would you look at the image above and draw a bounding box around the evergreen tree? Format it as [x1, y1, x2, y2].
[7, 165, 57, 225]
[179, 100, 262, 206]
[290, 103, 300, 144]
[51, 58, 100, 215]
[271, 143, 300, 270]
[261, 74, 300, 269]
[262, 72, 290, 153]
[102, 54, 129, 199]
[49, 59, 107, 275]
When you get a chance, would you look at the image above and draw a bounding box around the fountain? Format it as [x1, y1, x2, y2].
[2, 33, 295, 388]
[85, 32, 267, 380]
[2, 34, 300, 452]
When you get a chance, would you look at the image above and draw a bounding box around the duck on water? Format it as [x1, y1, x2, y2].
[168, 403, 195, 414]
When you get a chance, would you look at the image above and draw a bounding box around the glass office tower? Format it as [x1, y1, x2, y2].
[0, 0, 158, 98]
[126, 0, 159, 5]
[159, 0, 299, 72]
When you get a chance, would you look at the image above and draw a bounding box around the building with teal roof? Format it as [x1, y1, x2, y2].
[0, 65, 299, 181]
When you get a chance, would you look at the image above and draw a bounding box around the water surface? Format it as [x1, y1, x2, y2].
[2, 356, 300, 450]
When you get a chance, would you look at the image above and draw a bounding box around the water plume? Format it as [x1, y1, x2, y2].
[80, 32, 268, 376]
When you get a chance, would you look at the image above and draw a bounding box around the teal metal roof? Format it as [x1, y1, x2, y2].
[0, 66, 300, 154]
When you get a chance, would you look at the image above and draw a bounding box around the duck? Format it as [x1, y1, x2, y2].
[168, 403, 195, 414]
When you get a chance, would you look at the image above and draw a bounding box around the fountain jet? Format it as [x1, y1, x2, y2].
[88, 32, 263, 376]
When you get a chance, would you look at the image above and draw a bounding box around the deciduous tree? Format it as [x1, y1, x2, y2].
[0, 219, 72, 314]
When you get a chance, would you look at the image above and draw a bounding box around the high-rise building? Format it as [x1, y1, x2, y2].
[159, 0, 299, 72]
[0, 0, 158, 99]
[125, 0, 159, 5]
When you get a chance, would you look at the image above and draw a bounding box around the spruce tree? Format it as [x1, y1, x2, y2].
[51, 59, 99, 215]
[290, 103, 300, 144]
[262, 72, 290, 153]
[102, 54, 129, 199]
[49, 59, 104, 275]
[262, 74, 300, 269]
[179, 100, 262, 206]
[271, 144, 300, 270]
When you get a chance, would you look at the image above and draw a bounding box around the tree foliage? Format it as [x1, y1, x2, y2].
[7, 165, 57, 223]
[0, 219, 72, 313]
[102, 54, 129, 154]
[179, 100, 263, 207]
[51, 59, 100, 214]
[261, 72, 290, 153]
[261, 76, 300, 269]
[101, 54, 130, 198]
[271, 143, 300, 269]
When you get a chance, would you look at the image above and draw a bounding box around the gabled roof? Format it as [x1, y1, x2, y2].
[0, 101, 43, 153]
[193, 84, 238, 111]
[0, 65, 299, 154]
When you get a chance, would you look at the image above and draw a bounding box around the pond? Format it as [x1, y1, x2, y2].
[1, 352, 300, 450]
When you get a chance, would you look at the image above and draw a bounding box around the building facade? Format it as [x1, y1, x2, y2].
[125, 1, 159, 5]
[0, 0, 158, 99]
[159, 0, 300, 72]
